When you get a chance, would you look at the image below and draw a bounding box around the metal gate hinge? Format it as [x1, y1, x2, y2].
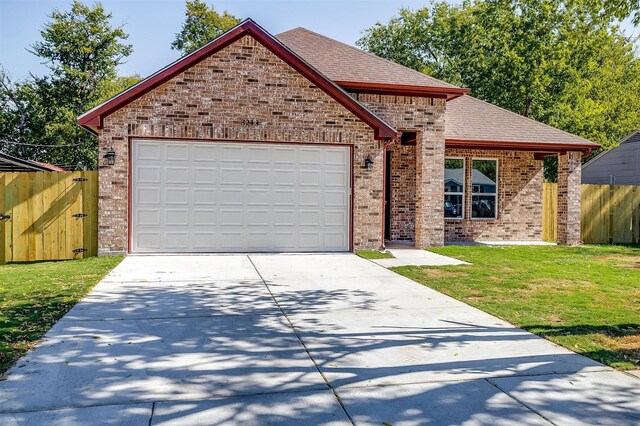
[72, 213, 88, 219]
[0, 214, 10, 220]
[73, 177, 88, 182]
[73, 248, 88, 253]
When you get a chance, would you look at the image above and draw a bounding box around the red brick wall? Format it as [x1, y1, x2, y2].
[387, 144, 416, 241]
[97, 35, 385, 253]
[353, 94, 447, 247]
[557, 151, 582, 244]
[443, 149, 544, 241]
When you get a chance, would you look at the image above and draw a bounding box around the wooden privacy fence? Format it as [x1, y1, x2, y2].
[542, 182, 558, 242]
[542, 183, 640, 244]
[0, 171, 98, 263]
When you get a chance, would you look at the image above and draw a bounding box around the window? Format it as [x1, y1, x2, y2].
[444, 158, 464, 219]
[471, 159, 498, 219]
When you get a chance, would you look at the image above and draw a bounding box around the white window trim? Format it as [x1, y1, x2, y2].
[470, 157, 499, 220]
[444, 157, 465, 220]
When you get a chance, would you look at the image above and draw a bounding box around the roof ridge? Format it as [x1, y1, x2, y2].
[460, 95, 594, 145]
[78, 19, 398, 140]
[276, 27, 461, 89]
[620, 129, 640, 144]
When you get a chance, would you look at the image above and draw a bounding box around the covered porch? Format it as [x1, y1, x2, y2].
[383, 139, 585, 247]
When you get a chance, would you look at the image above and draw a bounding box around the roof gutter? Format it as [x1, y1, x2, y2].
[445, 139, 600, 153]
[336, 81, 470, 100]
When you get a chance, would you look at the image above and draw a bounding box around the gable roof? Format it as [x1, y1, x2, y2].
[620, 130, 640, 145]
[445, 95, 600, 152]
[583, 129, 640, 171]
[77, 19, 398, 140]
[0, 151, 66, 172]
[276, 28, 469, 99]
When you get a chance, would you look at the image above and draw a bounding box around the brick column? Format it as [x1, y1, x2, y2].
[557, 151, 582, 245]
[415, 128, 445, 248]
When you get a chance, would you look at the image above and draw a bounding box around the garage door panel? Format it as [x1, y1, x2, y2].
[325, 190, 348, 207]
[165, 188, 188, 205]
[166, 144, 190, 161]
[165, 167, 189, 184]
[132, 140, 350, 253]
[193, 210, 216, 226]
[136, 232, 162, 250]
[325, 149, 349, 165]
[193, 145, 218, 161]
[165, 209, 189, 226]
[136, 143, 162, 160]
[193, 188, 216, 205]
[165, 232, 189, 249]
[137, 166, 162, 184]
[325, 170, 348, 186]
[325, 210, 348, 227]
[299, 170, 321, 186]
[193, 169, 216, 184]
[136, 209, 161, 226]
[136, 188, 161, 204]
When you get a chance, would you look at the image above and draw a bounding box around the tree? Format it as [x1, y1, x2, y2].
[171, 0, 240, 55]
[0, 1, 135, 169]
[358, 0, 640, 180]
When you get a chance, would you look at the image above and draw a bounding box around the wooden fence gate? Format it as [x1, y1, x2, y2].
[542, 183, 640, 244]
[0, 171, 98, 263]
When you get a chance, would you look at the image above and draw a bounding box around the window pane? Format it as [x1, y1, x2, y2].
[472, 195, 496, 218]
[445, 194, 463, 218]
[471, 160, 497, 193]
[444, 158, 464, 193]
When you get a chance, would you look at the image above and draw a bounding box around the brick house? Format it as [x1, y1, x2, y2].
[78, 19, 598, 255]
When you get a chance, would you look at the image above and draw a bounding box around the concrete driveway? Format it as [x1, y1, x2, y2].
[1, 254, 639, 425]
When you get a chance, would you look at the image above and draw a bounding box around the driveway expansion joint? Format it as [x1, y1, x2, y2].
[247, 255, 356, 426]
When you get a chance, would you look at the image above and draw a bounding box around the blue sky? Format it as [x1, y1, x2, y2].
[1, 0, 638, 81]
[0, 0, 427, 80]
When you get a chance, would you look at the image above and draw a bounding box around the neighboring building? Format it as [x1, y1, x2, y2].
[0, 151, 66, 172]
[582, 130, 640, 185]
[77, 19, 598, 255]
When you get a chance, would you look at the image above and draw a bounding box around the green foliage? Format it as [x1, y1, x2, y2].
[393, 244, 640, 369]
[171, 0, 241, 54]
[0, 1, 136, 169]
[0, 256, 124, 374]
[358, 0, 640, 180]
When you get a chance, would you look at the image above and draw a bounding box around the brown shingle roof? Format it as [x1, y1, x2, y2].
[276, 27, 460, 90]
[445, 95, 599, 148]
[78, 19, 398, 139]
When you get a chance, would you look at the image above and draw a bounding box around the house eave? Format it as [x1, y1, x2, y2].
[338, 81, 470, 100]
[445, 138, 600, 153]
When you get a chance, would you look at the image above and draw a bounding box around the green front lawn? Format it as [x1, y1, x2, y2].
[0, 256, 124, 375]
[356, 250, 395, 259]
[392, 245, 640, 369]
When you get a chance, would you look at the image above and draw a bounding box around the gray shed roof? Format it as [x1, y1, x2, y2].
[582, 130, 640, 185]
[0, 151, 66, 172]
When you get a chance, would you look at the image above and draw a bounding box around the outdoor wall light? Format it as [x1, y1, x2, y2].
[364, 155, 374, 170]
[104, 149, 116, 166]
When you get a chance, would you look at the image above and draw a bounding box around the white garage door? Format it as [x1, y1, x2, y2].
[131, 140, 351, 253]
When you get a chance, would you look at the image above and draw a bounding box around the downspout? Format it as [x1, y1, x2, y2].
[380, 136, 399, 250]
[581, 148, 593, 159]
